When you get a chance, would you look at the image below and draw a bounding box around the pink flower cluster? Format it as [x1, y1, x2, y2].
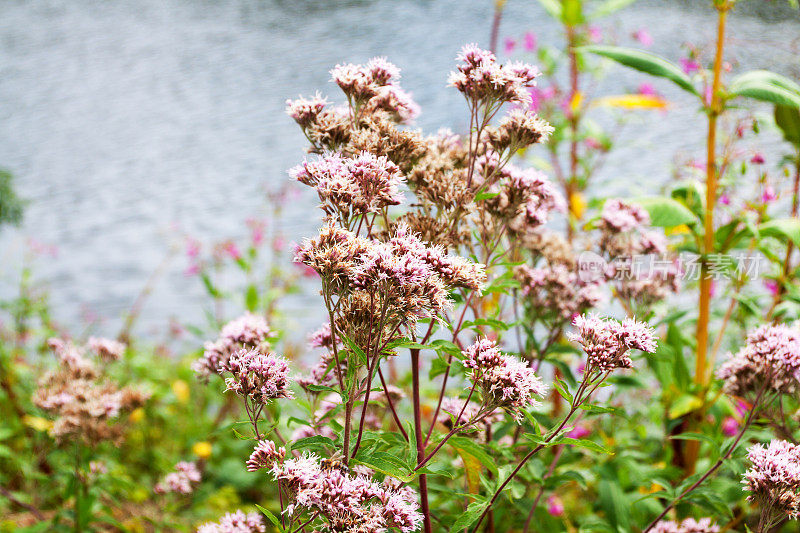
[744, 439, 800, 520]
[329, 57, 419, 123]
[462, 338, 546, 421]
[286, 91, 328, 128]
[601, 199, 650, 233]
[154, 461, 201, 495]
[651, 517, 719, 533]
[251, 444, 422, 532]
[568, 315, 657, 373]
[219, 348, 294, 404]
[87, 336, 126, 361]
[193, 313, 273, 379]
[197, 510, 265, 533]
[717, 324, 800, 397]
[448, 44, 540, 105]
[47, 337, 96, 377]
[291, 152, 405, 218]
[247, 440, 287, 472]
[515, 263, 603, 321]
[478, 154, 565, 230]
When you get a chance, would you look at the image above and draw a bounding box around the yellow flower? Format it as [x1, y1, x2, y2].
[130, 407, 145, 423]
[569, 192, 586, 220]
[193, 441, 213, 459]
[570, 91, 584, 114]
[22, 415, 52, 432]
[666, 224, 690, 235]
[172, 380, 190, 403]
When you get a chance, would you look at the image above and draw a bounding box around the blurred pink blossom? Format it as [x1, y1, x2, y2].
[584, 137, 602, 150]
[567, 424, 591, 439]
[680, 58, 700, 75]
[504, 38, 516, 54]
[524, 31, 537, 51]
[751, 153, 765, 165]
[588, 26, 602, 43]
[637, 83, 657, 97]
[223, 242, 242, 260]
[186, 238, 201, 259]
[547, 495, 564, 516]
[719, 194, 730, 205]
[762, 185, 776, 203]
[272, 236, 286, 252]
[633, 28, 653, 47]
[721, 416, 739, 437]
[764, 279, 780, 296]
[184, 264, 200, 277]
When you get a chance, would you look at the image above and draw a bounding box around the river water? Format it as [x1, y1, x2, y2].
[1, 0, 798, 341]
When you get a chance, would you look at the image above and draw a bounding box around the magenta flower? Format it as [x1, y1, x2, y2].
[504, 37, 516, 54]
[588, 26, 602, 43]
[224, 242, 242, 261]
[547, 495, 565, 516]
[721, 416, 739, 437]
[751, 153, 766, 164]
[765, 279, 780, 296]
[637, 83, 657, 97]
[633, 28, 653, 47]
[762, 185, 777, 203]
[567, 424, 591, 439]
[719, 194, 730, 205]
[524, 31, 537, 51]
[680, 58, 700, 75]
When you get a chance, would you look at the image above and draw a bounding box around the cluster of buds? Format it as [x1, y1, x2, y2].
[448, 43, 540, 106]
[717, 324, 800, 398]
[291, 151, 405, 221]
[219, 348, 294, 404]
[567, 315, 657, 373]
[250, 444, 422, 533]
[295, 223, 485, 328]
[743, 439, 800, 522]
[483, 108, 554, 154]
[34, 338, 148, 444]
[462, 338, 546, 421]
[192, 312, 273, 379]
[197, 510, 265, 533]
[477, 154, 565, 232]
[514, 263, 604, 321]
[154, 461, 201, 495]
[87, 336, 126, 361]
[650, 518, 720, 533]
[330, 57, 419, 123]
[598, 199, 667, 259]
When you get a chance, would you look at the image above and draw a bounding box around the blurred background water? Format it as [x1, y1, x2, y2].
[1, 0, 798, 340]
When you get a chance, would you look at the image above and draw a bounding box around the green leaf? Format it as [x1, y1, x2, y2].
[758, 218, 800, 247]
[580, 45, 699, 96]
[448, 436, 498, 474]
[535, 0, 562, 20]
[633, 197, 698, 227]
[775, 104, 800, 147]
[245, 284, 259, 311]
[590, 0, 637, 20]
[449, 501, 489, 532]
[729, 70, 800, 107]
[559, 437, 614, 455]
[668, 394, 703, 419]
[290, 435, 336, 452]
[352, 451, 413, 482]
[255, 504, 283, 531]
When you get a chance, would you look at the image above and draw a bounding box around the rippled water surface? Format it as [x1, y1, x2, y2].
[1, 0, 799, 339]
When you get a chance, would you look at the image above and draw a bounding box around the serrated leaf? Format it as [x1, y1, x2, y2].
[560, 437, 614, 455]
[448, 436, 498, 475]
[449, 501, 489, 532]
[352, 451, 413, 482]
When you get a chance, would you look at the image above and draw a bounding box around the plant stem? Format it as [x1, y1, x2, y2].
[411, 347, 432, 533]
[688, 1, 729, 475]
[488, 1, 505, 54]
[642, 383, 766, 533]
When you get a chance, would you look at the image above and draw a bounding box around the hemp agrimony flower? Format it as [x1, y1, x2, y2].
[743, 439, 800, 525]
[197, 510, 265, 533]
[462, 338, 546, 421]
[219, 348, 294, 403]
[650, 518, 720, 533]
[154, 461, 201, 495]
[568, 314, 657, 373]
[717, 324, 800, 397]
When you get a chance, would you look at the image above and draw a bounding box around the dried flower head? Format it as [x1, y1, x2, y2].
[568, 315, 657, 373]
[718, 324, 800, 397]
[87, 336, 126, 361]
[462, 338, 546, 421]
[743, 439, 800, 522]
[197, 510, 266, 533]
[515, 263, 603, 321]
[484, 109, 554, 153]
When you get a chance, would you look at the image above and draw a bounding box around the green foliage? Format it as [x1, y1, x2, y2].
[0, 170, 24, 229]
